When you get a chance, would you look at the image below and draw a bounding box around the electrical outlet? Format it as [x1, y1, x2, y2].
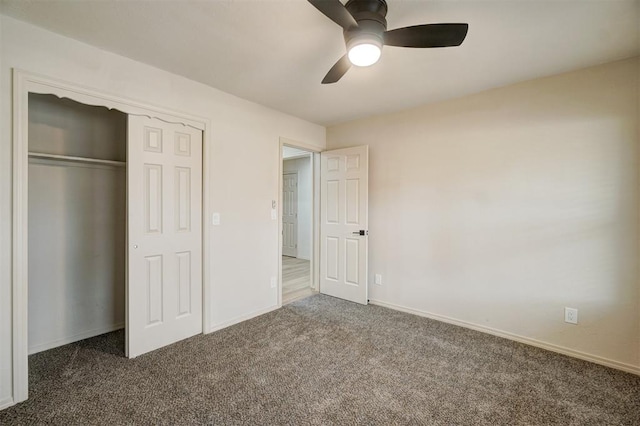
[564, 307, 578, 324]
[270, 276, 277, 289]
[374, 274, 382, 285]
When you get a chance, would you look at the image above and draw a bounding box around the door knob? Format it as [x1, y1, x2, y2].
[352, 230, 368, 236]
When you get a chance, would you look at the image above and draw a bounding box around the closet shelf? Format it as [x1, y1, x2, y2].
[28, 152, 126, 167]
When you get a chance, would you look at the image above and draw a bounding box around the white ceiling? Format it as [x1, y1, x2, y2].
[1, 0, 638, 126]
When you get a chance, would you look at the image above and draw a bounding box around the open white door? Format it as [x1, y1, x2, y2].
[320, 145, 369, 305]
[127, 116, 203, 358]
[282, 172, 298, 257]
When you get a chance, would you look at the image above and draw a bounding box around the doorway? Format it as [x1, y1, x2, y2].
[278, 140, 370, 307]
[28, 94, 127, 356]
[280, 143, 318, 304]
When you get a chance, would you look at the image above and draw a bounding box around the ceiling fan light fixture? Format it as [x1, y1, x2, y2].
[348, 42, 381, 67]
[308, 0, 468, 83]
[347, 37, 382, 67]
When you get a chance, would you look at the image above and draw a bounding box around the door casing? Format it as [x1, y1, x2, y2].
[10, 69, 213, 406]
[278, 138, 321, 306]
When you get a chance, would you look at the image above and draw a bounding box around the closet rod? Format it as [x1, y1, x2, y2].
[28, 152, 126, 167]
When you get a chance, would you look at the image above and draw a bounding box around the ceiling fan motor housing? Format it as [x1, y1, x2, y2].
[343, 0, 388, 51]
[308, 0, 469, 83]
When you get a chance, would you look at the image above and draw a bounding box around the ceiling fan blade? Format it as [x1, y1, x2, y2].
[322, 54, 351, 84]
[308, 0, 358, 30]
[384, 23, 469, 48]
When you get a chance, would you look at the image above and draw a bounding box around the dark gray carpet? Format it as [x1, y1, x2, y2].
[1, 294, 638, 425]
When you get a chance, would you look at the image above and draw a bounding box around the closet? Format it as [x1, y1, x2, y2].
[28, 93, 127, 354]
[11, 74, 207, 402]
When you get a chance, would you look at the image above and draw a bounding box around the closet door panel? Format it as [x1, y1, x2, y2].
[145, 255, 164, 326]
[175, 166, 191, 232]
[176, 251, 192, 317]
[127, 116, 202, 358]
[144, 164, 164, 234]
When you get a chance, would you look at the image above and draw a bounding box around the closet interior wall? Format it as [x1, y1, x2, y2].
[28, 94, 127, 354]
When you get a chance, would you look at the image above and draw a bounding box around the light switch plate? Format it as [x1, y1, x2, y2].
[212, 213, 220, 225]
[271, 209, 277, 220]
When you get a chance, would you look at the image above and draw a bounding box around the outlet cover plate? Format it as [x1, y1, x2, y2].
[564, 307, 578, 324]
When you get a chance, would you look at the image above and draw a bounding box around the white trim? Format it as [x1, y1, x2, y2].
[202, 107, 213, 335]
[278, 138, 322, 307]
[280, 137, 322, 153]
[28, 323, 125, 355]
[11, 69, 213, 404]
[208, 304, 280, 333]
[283, 153, 311, 161]
[14, 69, 205, 130]
[369, 299, 640, 376]
[311, 154, 320, 290]
[0, 398, 15, 411]
[12, 69, 29, 404]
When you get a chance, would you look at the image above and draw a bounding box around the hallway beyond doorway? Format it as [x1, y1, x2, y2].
[282, 256, 314, 304]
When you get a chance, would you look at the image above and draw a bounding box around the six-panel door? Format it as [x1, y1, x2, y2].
[320, 146, 369, 305]
[127, 116, 203, 358]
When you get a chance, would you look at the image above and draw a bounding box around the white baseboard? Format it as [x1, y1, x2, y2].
[0, 397, 14, 411]
[369, 299, 640, 376]
[28, 322, 125, 355]
[207, 304, 280, 334]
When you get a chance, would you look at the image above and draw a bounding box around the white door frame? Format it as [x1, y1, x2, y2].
[10, 69, 213, 405]
[278, 137, 321, 307]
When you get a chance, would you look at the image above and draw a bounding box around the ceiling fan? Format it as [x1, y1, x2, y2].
[308, 0, 469, 84]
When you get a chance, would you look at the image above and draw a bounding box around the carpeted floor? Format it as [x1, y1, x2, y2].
[1, 295, 639, 425]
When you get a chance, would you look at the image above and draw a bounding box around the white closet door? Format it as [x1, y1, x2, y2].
[320, 145, 369, 305]
[127, 116, 203, 358]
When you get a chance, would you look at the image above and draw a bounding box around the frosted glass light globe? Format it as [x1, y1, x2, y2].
[348, 43, 382, 67]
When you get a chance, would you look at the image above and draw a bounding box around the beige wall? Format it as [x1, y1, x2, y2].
[328, 58, 640, 371]
[0, 16, 325, 405]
